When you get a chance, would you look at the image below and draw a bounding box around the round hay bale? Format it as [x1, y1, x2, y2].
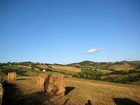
[44, 74, 65, 98]
[0, 83, 3, 105]
[37, 74, 46, 88]
[7, 72, 16, 81]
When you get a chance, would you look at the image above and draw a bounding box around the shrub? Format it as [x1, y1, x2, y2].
[73, 68, 102, 80]
[0, 65, 27, 75]
[105, 77, 114, 82]
[105, 74, 140, 84]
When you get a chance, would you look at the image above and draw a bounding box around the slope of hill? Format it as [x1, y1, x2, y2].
[0, 61, 140, 105]
[0, 61, 140, 84]
[1, 75, 140, 105]
[69, 60, 140, 70]
[67, 60, 140, 84]
[51, 65, 81, 73]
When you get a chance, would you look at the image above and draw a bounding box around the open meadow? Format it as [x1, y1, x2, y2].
[0, 61, 140, 105]
[1, 73, 140, 105]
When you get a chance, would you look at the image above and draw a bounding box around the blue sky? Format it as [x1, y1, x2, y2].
[0, 0, 140, 64]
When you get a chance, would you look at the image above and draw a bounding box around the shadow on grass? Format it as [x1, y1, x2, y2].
[2, 81, 22, 105]
[85, 99, 92, 105]
[2, 83, 75, 105]
[18, 74, 30, 76]
[63, 98, 70, 105]
[19, 91, 56, 105]
[19, 91, 45, 105]
[65, 86, 75, 95]
[17, 78, 31, 81]
[113, 98, 140, 105]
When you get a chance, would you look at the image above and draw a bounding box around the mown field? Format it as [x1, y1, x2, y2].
[1, 74, 140, 105]
[0, 61, 140, 105]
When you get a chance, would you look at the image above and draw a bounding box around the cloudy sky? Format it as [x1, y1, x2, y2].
[0, 0, 140, 64]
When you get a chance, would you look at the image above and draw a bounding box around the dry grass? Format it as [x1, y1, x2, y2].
[111, 63, 134, 71]
[100, 74, 119, 79]
[131, 81, 140, 85]
[96, 69, 112, 74]
[0, 72, 6, 80]
[51, 65, 81, 73]
[65, 78, 140, 105]
[6, 74, 140, 105]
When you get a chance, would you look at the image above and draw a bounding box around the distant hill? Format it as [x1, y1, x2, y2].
[67, 60, 140, 69]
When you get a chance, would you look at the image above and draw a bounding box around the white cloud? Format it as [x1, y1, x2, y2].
[86, 48, 104, 54]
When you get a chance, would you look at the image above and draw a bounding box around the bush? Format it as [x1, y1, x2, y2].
[0, 65, 27, 75]
[72, 74, 81, 78]
[110, 70, 128, 74]
[105, 77, 114, 82]
[73, 68, 102, 80]
[105, 74, 140, 84]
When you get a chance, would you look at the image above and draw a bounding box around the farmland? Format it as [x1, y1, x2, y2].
[0, 61, 140, 105]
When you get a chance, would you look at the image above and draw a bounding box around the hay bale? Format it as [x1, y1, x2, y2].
[37, 74, 46, 88]
[7, 72, 16, 81]
[0, 83, 3, 105]
[44, 74, 65, 98]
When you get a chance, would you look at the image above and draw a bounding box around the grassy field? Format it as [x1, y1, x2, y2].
[1, 61, 140, 105]
[110, 63, 134, 71]
[2, 73, 140, 105]
[51, 65, 81, 73]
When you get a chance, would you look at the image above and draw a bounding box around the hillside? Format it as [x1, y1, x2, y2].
[67, 60, 140, 84]
[0, 61, 140, 105]
[68, 60, 140, 70]
[51, 64, 81, 73]
[0, 61, 140, 84]
[1, 75, 140, 105]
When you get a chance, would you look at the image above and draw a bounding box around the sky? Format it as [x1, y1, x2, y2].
[0, 0, 140, 64]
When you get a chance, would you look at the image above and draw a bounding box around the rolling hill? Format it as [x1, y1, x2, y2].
[0, 61, 140, 105]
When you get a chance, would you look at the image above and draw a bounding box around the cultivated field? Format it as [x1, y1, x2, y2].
[110, 63, 134, 71]
[51, 65, 81, 73]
